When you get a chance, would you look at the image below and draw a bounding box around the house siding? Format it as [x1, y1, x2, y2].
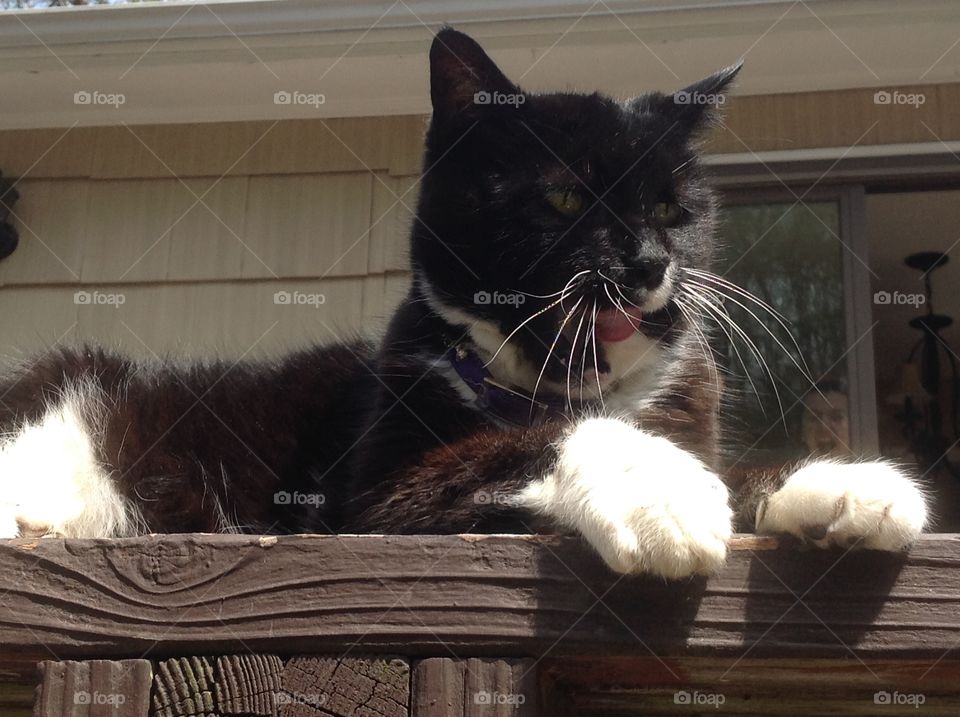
[1, 84, 958, 360]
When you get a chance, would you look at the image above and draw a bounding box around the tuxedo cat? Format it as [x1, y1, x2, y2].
[0, 29, 927, 578]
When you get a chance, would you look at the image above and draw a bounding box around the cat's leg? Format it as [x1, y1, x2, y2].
[742, 460, 927, 550]
[519, 416, 732, 578]
[0, 380, 143, 539]
[355, 416, 732, 578]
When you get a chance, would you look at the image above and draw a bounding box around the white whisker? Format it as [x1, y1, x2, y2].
[566, 305, 588, 414]
[677, 289, 758, 411]
[530, 296, 583, 421]
[512, 269, 591, 299]
[483, 294, 566, 368]
[686, 277, 818, 394]
[613, 285, 645, 312]
[485, 270, 591, 369]
[672, 295, 722, 396]
[683, 286, 785, 425]
[590, 299, 605, 409]
[683, 267, 817, 385]
[604, 283, 641, 331]
[579, 303, 597, 403]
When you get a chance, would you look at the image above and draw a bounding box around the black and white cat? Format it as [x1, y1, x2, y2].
[0, 29, 927, 578]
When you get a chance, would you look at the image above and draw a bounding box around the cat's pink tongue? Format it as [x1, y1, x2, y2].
[595, 307, 643, 342]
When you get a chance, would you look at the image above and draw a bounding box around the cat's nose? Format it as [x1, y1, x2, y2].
[637, 258, 669, 289]
[629, 240, 671, 290]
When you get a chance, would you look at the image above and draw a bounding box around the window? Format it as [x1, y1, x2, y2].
[711, 190, 872, 472]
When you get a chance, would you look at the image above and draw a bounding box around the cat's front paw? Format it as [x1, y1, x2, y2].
[757, 461, 928, 550]
[521, 417, 732, 579]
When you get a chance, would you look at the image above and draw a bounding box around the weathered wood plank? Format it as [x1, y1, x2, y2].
[412, 658, 537, 717]
[1, 535, 958, 665]
[543, 656, 960, 716]
[34, 659, 152, 717]
[0, 681, 33, 717]
[1, 648, 45, 717]
[281, 656, 409, 716]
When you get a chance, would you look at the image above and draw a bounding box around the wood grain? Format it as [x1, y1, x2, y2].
[1, 534, 958, 669]
[152, 657, 218, 717]
[281, 656, 409, 717]
[213, 655, 283, 717]
[34, 659, 152, 717]
[412, 658, 537, 717]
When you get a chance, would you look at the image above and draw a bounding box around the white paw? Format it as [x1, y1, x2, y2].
[0, 383, 143, 539]
[757, 461, 928, 551]
[520, 417, 732, 579]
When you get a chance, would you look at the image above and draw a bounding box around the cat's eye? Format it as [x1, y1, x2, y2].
[546, 188, 584, 216]
[653, 201, 683, 227]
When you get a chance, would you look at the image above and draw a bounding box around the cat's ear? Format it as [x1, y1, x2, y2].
[663, 61, 743, 135]
[430, 27, 519, 121]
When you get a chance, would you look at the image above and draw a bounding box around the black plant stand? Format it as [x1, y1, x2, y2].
[0, 171, 19, 261]
[901, 251, 959, 477]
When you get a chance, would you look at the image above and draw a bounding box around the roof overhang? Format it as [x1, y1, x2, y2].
[0, 0, 958, 129]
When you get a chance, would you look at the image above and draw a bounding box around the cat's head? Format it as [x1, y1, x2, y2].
[413, 28, 740, 397]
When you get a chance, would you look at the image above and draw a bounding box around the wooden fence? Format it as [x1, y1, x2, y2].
[1, 534, 959, 715]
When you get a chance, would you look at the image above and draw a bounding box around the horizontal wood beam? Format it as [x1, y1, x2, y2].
[542, 656, 960, 716]
[1, 534, 958, 670]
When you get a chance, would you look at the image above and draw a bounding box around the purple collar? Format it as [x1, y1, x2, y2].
[446, 345, 581, 427]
